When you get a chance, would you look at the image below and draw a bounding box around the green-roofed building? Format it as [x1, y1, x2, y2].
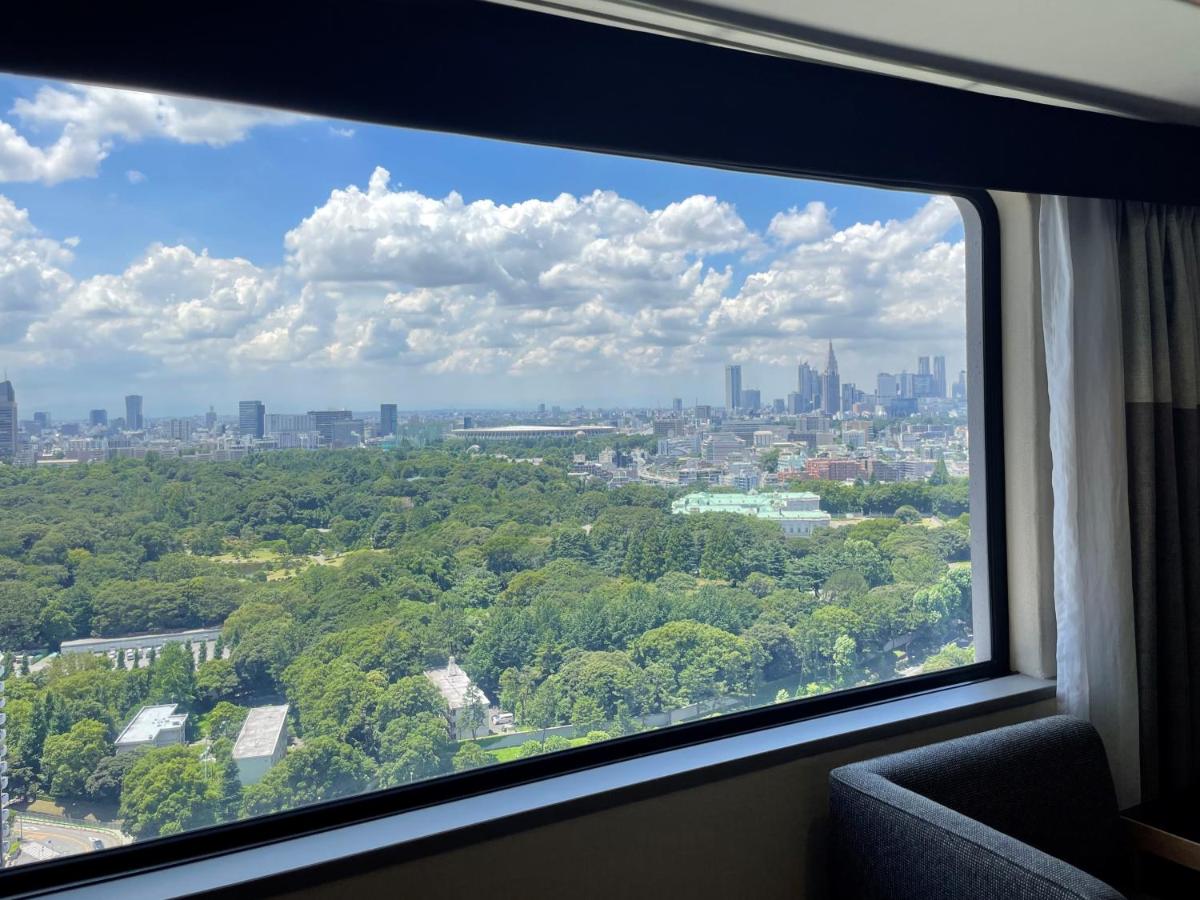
[671, 490, 832, 538]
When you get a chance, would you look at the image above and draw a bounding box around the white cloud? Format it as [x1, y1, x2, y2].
[125, 169, 146, 184]
[0, 84, 299, 185]
[0, 176, 967, 405]
[767, 201, 833, 244]
[328, 126, 355, 139]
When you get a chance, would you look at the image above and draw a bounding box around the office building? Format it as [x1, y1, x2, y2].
[239, 401, 266, 439]
[125, 394, 144, 431]
[205, 406, 217, 430]
[877, 373, 898, 404]
[933, 355, 947, 397]
[918, 356, 931, 377]
[380, 403, 398, 437]
[953, 370, 968, 401]
[32, 411, 49, 432]
[820, 341, 841, 416]
[0, 379, 16, 463]
[89, 409, 108, 427]
[787, 391, 804, 414]
[672, 398, 683, 413]
[331, 418, 365, 447]
[798, 361, 821, 411]
[740, 388, 762, 411]
[115, 704, 188, 754]
[308, 409, 354, 446]
[233, 705, 290, 785]
[724, 364, 742, 411]
[266, 413, 316, 434]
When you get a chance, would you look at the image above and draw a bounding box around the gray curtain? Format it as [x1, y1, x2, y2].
[1118, 203, 1200, 800]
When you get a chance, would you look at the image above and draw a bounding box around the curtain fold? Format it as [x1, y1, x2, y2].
[1039, 196, 1142, 806]
[1118, 203, 1200, 800]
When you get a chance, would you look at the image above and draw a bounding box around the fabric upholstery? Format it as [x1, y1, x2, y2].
[828, 716, 1127, 899]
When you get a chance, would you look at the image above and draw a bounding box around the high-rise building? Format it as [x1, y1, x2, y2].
[308, 409, 353, 446]
[380, 403, 398, 437]
[918, 356, 931, 376]
[877, 373, 898, 404]
[798, 361, 821, 412]
[933, 355, 947, 397]
[953, 370, 968, 401]
[820, 341, 841, 416]
[32, 411, 49, 432]
[239, 401, 266, 439]
[724, 364, 742, 411]
[205, 405, 217, 430]
[0, 379, 16, 462]
[787, 391, 804, 414]
[267, 413, 316, 434]
[740, 388, 762, 411]
[89, 409, 108, 427]
[125, 394, 144, 431]
[672, 398, 683, 413]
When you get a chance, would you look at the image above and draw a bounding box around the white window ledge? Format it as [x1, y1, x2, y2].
[42, 674, 1053, 899]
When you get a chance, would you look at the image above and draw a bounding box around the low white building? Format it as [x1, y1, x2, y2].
[232, 704, 289, 785]
[115, 704, 188, 754]
[425, 657, 493, 740]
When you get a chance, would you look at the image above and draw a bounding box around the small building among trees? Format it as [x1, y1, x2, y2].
[232, 704, 290, 785]
[424, 657, 492, 739]
[115, 704, 188, 753]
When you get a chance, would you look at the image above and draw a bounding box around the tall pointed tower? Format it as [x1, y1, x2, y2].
[820, 341, 841, 416]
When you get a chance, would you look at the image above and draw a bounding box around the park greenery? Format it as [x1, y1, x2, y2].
[0, 446, 973, 839]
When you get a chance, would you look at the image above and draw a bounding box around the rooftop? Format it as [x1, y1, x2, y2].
[671, 491, 831, 521]
[116, 704, 188, 745]
[233, 705, 289, 759]
[425, 657, 492, 710]
[451, 425, 615, 435]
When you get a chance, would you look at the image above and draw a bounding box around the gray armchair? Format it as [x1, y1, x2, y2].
[828, 715, 1128, 899]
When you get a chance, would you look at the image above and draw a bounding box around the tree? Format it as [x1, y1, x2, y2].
[893, 505, 922, 524]
[205, 702, 248, 741]
[460, 686, 487, 740]
[148, 642, 196, 708]
[451, 742, 492, 772]
[85, 749, 145, 803]
[42, 719, 110, 800]
[120, 745, 219, 838]
[631, 621, 763, 707]
[241, 737, 376, 817]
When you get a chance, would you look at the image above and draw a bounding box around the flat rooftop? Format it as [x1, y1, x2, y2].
[451, 425, 615, 436]
[233, 705, 289, 759]
[116, 704, 188, 745]
[425, 658, 491, 710]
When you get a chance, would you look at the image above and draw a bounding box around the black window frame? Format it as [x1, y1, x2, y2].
[0, 4, 1020, 895]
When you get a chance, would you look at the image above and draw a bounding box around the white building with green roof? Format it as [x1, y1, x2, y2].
[671, 490, 832, 538]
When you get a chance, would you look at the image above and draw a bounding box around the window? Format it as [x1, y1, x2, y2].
[0, 72, 1002, 876]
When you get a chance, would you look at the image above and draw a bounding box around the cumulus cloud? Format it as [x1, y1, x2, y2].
[328, 126, 355, 139]
[767, 201, 833, 244]
[0, 174, 967, 403]
[0, 84, 298, 184]
[125, 169, 146, 184]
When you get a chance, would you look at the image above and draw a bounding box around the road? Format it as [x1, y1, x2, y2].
[9, 817, 125, 866]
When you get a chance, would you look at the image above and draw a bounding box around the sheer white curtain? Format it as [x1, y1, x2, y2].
[1039, 196, 1141, 806]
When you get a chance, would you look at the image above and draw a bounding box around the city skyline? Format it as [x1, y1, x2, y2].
[0, 75, 968, 413]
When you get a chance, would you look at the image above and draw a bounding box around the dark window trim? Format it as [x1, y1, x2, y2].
[0, 13, 1011, 899]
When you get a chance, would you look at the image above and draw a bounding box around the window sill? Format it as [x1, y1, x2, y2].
[37, 674, 1053, 899]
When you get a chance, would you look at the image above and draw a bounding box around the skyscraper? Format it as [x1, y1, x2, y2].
[125, 394, 144, 431]
[0, 379, 16, 463]
[205, 406, 217, 430]
[672, 398, 683, 413]
[89, 409, 108, 427]
[239, 400, 266, 439]
[724, 364, 742, 411]
[820, 341, 841, 416]
[380, 403, 398, 437]
[933, 355, 947, 398]
[798, 361, 821, 412]
[877, 373, 898, 404]
[918, 356, 931, 376]
[740, 388, 762, 411]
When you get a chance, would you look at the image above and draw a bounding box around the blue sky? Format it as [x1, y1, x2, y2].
[0, 74, 969, 417]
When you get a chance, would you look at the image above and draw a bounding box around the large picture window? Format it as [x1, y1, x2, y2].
[0, 72, 1000, 874]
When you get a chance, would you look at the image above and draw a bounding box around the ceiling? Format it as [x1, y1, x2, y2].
[492, 0, 1200, 125]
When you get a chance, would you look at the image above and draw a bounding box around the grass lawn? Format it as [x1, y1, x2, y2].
[487, 735, 590, 763]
